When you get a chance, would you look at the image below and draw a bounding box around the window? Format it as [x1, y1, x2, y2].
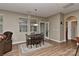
[30, 19, 38, 32]
[0, 16, 3, 33]
[19, 18, 27, 32]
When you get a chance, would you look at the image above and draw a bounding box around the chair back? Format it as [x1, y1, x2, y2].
[3, 31, 13, 40]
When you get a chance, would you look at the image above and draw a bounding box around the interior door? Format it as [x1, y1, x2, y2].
[71, 21, 77, 39]
[39, 21, 49, 39]
[40, 22, 45, 35]
[45, 22, 49, 39]
[66, 22, 68, 42]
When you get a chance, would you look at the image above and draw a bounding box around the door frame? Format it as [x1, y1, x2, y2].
[45, 22, 49, 39]
[66, 22, 68, 42]
[66, 21, 77, 42]
[39, 21, 49, 39]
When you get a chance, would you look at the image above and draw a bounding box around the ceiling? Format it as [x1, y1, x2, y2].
[0, 3, 79, 17]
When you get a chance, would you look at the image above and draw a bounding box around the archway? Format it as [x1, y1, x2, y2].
[66, 16, 77, 42]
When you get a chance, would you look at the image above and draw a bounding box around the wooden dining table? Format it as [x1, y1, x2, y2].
[26, 33, 44, 48]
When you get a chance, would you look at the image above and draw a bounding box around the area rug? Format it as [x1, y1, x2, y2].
[18, 42, 52, 54]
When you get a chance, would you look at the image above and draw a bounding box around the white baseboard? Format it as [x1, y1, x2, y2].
[12, 41, 26, 44]
[12, 38, 66, 44]
[50, 38, 66, 43]
[60, 40, 66, 43]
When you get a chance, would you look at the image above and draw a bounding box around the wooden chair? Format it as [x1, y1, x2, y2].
[25, 34, 32, 48]
[40, 33, 44, 45]
[75, 37, 79, 56]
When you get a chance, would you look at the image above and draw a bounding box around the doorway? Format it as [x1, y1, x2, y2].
[66, 16, 77, 42]
[66, 22, 68, 42]
[71, 21, 77, 39]
[39, 21, 49, 39]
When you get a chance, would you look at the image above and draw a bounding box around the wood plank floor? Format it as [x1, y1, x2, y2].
[4, 40, 79, 56]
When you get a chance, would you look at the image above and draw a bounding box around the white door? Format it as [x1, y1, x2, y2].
[45, 22, 49, 39]
[39, 22, 45, 35]
[39, 21, 49, 39]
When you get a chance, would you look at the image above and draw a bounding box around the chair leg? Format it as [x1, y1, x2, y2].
[75, 45, 79, 56]
[31, 45, 32, 48]
[40, 43, 41, 47]
[36, 44, 37, 48]
[27, 44, 28, 48]
[43, 40, 44, 45]
[26, 43, 28, 48]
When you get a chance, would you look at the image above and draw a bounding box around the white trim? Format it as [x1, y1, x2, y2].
[50, 38, 61, 43]
[68, 39, 72, 40]
[12, 41, 26, 44]
[39, 21, 49, 39]
[45, 22, 49, 39]
[12, 38, 66, 44]
[50, 38, 66, 43]
[45, 37, 49, 39]
[39, 21, 45, 33]
[60, 40, 66, 43]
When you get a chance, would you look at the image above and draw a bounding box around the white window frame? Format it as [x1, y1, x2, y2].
[0, 16, 3, 33]
[19, 17, 28, 32]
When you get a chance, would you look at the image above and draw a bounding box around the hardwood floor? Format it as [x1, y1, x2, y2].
[4, 40, 78, 56]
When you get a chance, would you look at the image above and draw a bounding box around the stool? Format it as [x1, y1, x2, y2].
[75, 43, 79, 56]
[75, 37, 79, 56]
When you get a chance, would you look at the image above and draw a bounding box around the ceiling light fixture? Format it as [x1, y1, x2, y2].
[33, 9, 38, 27]
[35, 9, 37, 11]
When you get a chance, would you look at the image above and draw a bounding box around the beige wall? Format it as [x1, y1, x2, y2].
[48, 10, 79, 42]
[60, 13, 64, 41]
[48, 13, 60, 42]
[1, 9, 79, 44]
[0, 10, 45, 44]
[49, 10, 79, 42]
[0, 10, 65, 43]
[48, 13, 64, 42]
